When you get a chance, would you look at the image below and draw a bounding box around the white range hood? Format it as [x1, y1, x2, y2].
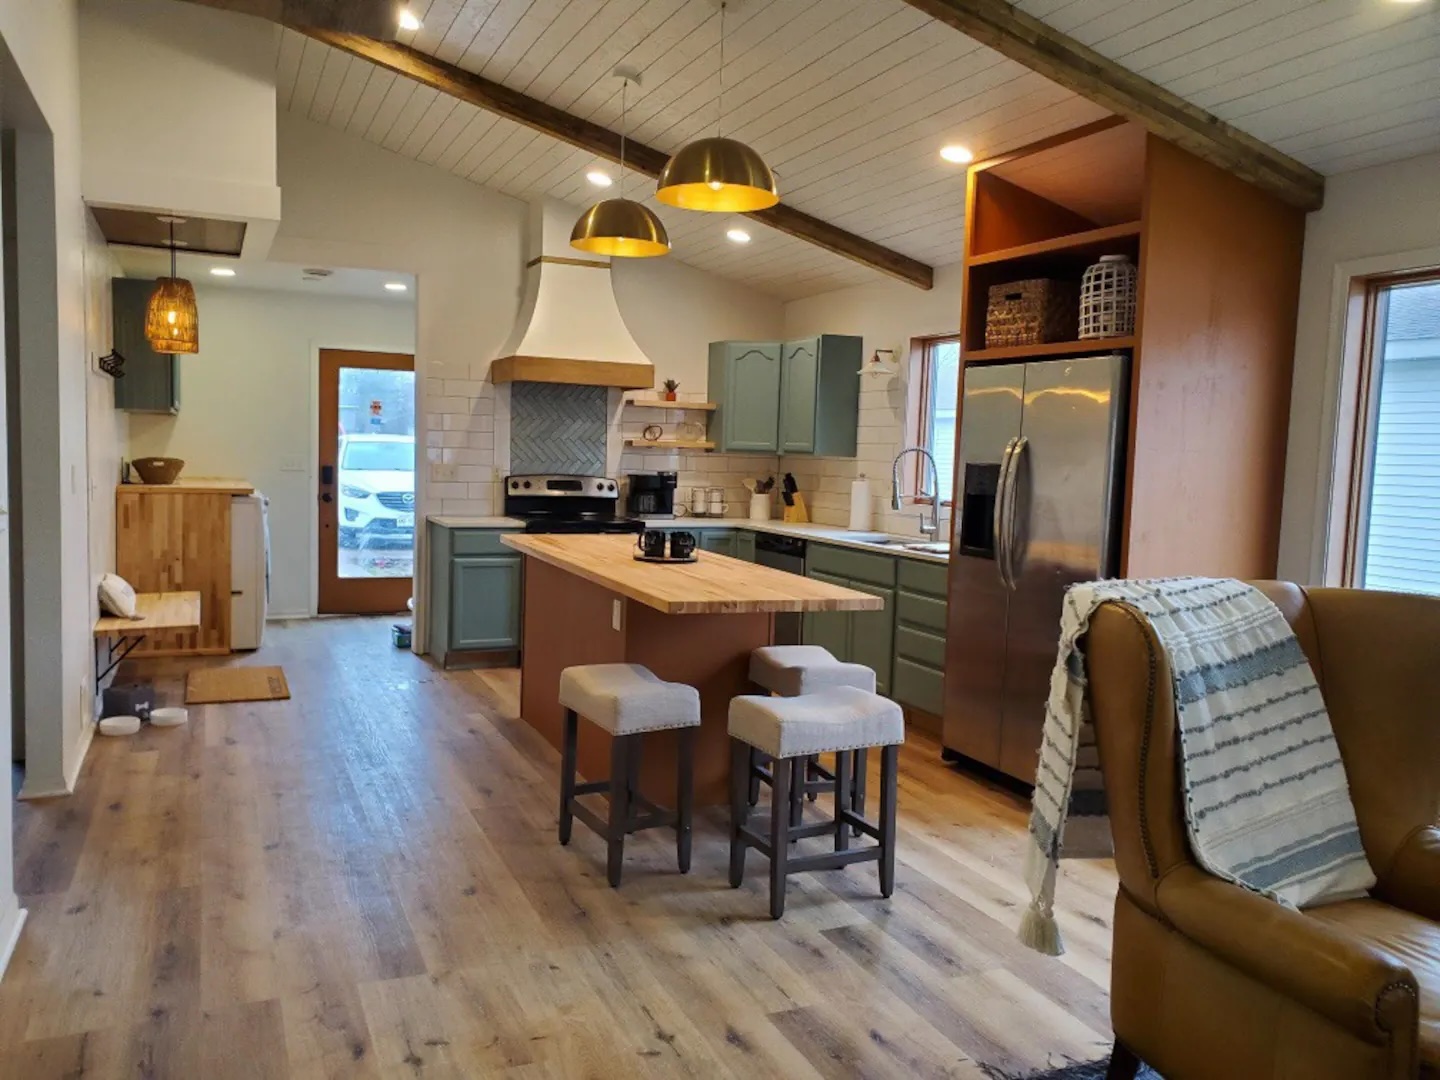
[492, 200, 655, 390]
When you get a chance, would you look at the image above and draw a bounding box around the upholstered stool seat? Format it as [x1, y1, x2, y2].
[748, 645, 877, 697]
[728, 688, 903, 918]
[559, 663, 700, 735]
[557, 664, 700, 887]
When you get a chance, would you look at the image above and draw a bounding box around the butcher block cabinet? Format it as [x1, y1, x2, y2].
[115, 480, 253, 655]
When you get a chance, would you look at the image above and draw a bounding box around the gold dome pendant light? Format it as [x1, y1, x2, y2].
[145, 216, 199, 354]
[571, 69, 670, 258]
[656, 0, 777, 213]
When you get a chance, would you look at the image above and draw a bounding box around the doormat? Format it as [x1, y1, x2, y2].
[185, 666, 291, 705]
[1010, 1057, 1160, 1079]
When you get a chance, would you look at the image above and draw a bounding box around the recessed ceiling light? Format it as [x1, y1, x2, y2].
[384, 282, 408, 292]
[585, 170, 613, 188]
[726, 228, 751, 244]
[940, 144, 974, 164]
[209, 267, 236, 277]
[398, 8, 422, 31]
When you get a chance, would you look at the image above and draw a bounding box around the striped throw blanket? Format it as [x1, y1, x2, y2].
[1020, 578, 1376, 956]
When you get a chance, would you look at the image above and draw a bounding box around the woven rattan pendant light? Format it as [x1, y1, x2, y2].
[656, 1, 777, 213]
[145, 216, 199, 354]
[572, 70, 670, 258]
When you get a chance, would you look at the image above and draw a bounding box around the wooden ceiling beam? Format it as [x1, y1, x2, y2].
[900, 0, 1325, 212]
[175, 0, 398, 38]
[297, 29, 936, 290]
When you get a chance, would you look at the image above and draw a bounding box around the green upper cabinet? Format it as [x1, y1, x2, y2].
[779, 338, 819, 453]
[710, 334, 862, 456]
[112, 278, 181, 414]
[708, 341, 781, 452]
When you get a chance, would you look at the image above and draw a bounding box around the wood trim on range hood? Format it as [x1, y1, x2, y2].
[490, 356, 655, 390]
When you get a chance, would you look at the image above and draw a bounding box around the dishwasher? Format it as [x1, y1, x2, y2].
[754, 533, 806, 645]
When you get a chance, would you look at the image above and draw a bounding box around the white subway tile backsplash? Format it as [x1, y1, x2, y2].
[430, 481, 469, 500]
[426, 395, 468, 414]
[444, 379, 482, 398]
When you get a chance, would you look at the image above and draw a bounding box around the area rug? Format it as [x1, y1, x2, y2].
[185, 665, 291, 705]
[1013, 1057, 1161, 1079]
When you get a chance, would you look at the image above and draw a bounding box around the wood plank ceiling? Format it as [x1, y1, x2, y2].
[275, 0, 1440, 301]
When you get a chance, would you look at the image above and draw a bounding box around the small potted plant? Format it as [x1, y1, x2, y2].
[662, 378, 679, 402]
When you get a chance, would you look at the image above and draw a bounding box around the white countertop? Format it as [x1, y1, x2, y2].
[427, 515, 950, 563]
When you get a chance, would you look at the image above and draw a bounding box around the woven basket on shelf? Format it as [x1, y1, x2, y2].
[1078, 254, 1138, 339]
[984, 278, 1078, 349]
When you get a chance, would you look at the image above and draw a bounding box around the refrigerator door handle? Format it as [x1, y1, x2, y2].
[994, 437, 1017, 590]
[1002, 436, 1029, 588]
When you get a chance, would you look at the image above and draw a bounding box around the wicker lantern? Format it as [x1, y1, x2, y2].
[145, 277, 199, 354]
[145, 216, 199, 354]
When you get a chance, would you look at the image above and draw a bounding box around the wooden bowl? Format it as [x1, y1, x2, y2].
[131, 457, 186, 485]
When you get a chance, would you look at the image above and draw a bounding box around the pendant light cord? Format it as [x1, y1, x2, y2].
[619, 77, 628, 199]
[716, 1, 726, 139]
[169, 217, 176, 281]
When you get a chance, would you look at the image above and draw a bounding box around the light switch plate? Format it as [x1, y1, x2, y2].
[431, 462, 459, 483]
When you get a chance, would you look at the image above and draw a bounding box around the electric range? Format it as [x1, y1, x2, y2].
[503, 474, 646, 535]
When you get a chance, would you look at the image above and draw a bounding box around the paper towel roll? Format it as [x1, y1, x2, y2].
[848, 476, 873, 532]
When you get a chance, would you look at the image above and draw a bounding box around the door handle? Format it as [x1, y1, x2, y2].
[1002, 436, 1029, 589]
[320, 493, 333, 503]
[993, 438, 1016, 589]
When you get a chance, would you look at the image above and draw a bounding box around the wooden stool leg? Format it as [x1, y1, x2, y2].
[878, 744, 898, 898]
[770, 757, 791, 919]
[729, 738, 749, 888]
[559, 708, 578, 845]
[624, 735, 643, 834]
[805, 755, 819, 802]
[606, 735, 631, 888]
[833, 749, 851, 853]
[1106, 1041, 1141, 1080]
[788, 756, 805, 830]
[676, 726, 694, 874]
[747, 748, 762, 807]
[852, 748, 868, 838]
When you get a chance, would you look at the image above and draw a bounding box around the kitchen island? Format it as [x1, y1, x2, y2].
[502, 533, 883, 804]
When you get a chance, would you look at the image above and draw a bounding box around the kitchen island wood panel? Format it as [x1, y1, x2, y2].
[502, 533, 882, 615]
[508, 535, 884, 805]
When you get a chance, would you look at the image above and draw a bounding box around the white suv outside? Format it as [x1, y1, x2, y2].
[338, 433, 416, 549]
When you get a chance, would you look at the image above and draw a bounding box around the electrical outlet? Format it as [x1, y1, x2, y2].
[611, 599, 623, 632]
[431, 462, 459, 483]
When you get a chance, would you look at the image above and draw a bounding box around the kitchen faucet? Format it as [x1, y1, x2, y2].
[891, 447, 940, 537]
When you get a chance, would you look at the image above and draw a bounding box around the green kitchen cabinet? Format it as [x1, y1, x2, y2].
[699, 530, 737, 557]
[427, 524, 522, 666]
[802, 569, 852, 664]
[736, 531, 756, 562]
[709, 334, 862, 456]
[112, 278, 181, 413]
[778, 335, 862, 456]
[848, 580, 895, 696]
[708, 341, 781, 452]
[451, 555, 522, 650]
[891, 559, 949, 715]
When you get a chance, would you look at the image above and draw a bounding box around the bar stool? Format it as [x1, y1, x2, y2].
[746, 645, 877, 827]
[727, 687, 903, 918]
[558, 664, 701, 887]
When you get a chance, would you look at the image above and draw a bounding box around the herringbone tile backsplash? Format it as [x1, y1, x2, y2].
[510, 382, 607, 475]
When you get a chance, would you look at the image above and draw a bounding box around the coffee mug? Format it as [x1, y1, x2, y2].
[637, 529, 667, 558]
[669, 531, 697, 559]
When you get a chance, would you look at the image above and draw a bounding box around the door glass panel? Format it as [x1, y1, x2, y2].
[336, 366, 417, 580]
[1357, 280, 1440, 596]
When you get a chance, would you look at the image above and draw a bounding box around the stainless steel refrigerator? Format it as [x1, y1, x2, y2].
[943, 354, 1130, 782]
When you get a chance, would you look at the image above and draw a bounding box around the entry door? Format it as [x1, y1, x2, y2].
[317, 349, 416, 615]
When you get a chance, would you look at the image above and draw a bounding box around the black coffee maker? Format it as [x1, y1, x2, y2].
[626, 471, 678, 517]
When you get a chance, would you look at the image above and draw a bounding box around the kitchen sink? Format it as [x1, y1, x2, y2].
[836, 533, 949, 556]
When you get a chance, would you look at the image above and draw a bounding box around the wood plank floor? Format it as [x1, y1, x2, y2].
[2, 617, 1117, 1079]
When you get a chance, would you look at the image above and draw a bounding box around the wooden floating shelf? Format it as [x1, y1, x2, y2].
[624, 398, 717, 411]
[968, 221, 1142, 268]
[964, 336, 1137, 363]
[624, 438, 715, 451]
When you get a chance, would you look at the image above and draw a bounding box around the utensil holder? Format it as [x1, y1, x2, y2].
[749, 493, 772, 521]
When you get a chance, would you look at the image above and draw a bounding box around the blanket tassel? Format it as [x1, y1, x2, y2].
[1019, 899, 1064, 957]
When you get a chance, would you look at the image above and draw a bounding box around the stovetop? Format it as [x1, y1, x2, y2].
[503, 474, 644, 535]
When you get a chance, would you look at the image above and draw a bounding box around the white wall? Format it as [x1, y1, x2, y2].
[1277, 150, 1440, 584]
[78, 0, 281, 253]
[128, 286, 415, 618]
[781, 263, 964, 533]
[84, 213, 124, 601]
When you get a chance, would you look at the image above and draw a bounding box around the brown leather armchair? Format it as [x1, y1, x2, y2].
[1086, 582, 1439, 1080]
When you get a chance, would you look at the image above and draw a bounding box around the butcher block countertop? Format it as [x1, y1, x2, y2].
[118, 478, 255, 495]
[502, 533, 884, 616]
